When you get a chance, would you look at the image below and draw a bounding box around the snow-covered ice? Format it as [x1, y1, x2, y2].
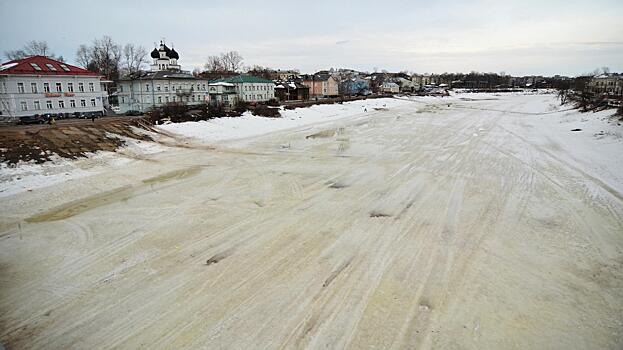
[157, 97, 410, 142]
[1, 93, 622, 349]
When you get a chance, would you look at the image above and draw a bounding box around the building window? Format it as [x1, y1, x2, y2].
[90, 99, 96, 107]
[158, 96, 162, 103]
[45, 63, 57, 71]
[30, 63, 42, 71]
[59, 64, 71, 72]
[146, 84, 150, 92]
[80, 99, 86, 107]
[88, 83, 94, 92]
[119, 85, 123, 92]
[46, 100, 53, 109]
[20, 101, 27, 111]
[58, 100, 65, 108]
[43, 83, 50, 93]
[17, 82, 25, 93]
[67, 83, 74, 92]
[31, 83, 38, 93]
[78, 83, 84, 92]
[121, 96, 125, 103]
[34, 101, 41, 110]
[70, 100, 76, 108]
[156, 85, 161, 91]
[165, 96, 169, 103]
[165, 85, 169, 92]
[56, 82, 62, 92]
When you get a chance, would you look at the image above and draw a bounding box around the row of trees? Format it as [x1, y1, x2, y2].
[4, 38, 148, 83]
[203, 51, 244, 73]
[4, 41, 64, 62]
[76, 36, 148, 81]
[5, 39, 252, 85]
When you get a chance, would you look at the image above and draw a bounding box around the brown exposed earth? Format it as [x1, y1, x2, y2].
[0, 117, 155, 164]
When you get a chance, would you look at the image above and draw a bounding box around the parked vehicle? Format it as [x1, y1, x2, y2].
[125, 110, 141, 116]
[18, 115, 48, 125]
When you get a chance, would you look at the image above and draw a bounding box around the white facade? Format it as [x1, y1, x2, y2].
[236, 82, 275, 102]
[117, 78, 209, 113]
[207, 82, 238, 107]
[0, 74, 106, 119]
[589, 74, 623, 97]
[380, 82, 400, 93]
[117, 40, 210, 113]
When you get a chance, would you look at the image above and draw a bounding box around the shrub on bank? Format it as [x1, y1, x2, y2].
[266, 98, 280, 107]
[252, 105, 281, 118]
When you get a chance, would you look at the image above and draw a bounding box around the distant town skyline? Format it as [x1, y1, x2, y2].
[1, 0, 622, 76]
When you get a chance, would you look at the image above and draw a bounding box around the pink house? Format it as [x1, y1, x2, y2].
[302, 73, 339, 97]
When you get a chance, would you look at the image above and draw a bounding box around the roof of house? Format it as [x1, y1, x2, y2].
[209, 82, 235, 87]
[594, 73, 621, 79]
[0, 56, 99, 76]
[151, 41, 179, 60]
[301, 73, 335, 82]
[120, 70, 198, 81]
[274, 81, 308, 89]
[212, 75, 274, 84]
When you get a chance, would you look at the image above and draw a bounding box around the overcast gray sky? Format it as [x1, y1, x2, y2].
[1, 0, 622, 76]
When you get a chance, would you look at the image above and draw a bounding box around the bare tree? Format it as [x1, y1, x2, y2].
[76, 36, 122, 80]
[75, 45, 91, 68]
[204, 55, 226, 73]
[221, 51, 243, 72]
[92, 36, 122, 79]
[5, 40, 63, 61]
[246, 65, 274, 79]
[557, 88, 569, 105]
[122, 43, 147, 76]
[204, 51, 244, 73]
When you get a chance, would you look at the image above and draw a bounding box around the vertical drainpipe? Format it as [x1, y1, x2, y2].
[151, 79, 155, 110]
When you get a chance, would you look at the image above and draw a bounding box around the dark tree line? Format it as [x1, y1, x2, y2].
[4, 41, 64, 62]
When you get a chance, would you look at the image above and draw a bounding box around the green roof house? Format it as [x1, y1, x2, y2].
[210, 75, 275, 103]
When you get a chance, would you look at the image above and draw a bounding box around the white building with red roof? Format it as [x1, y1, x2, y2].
[0, 56, 108, 121]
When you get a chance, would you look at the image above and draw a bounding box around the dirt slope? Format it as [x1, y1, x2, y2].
[0, 117, 154, 164]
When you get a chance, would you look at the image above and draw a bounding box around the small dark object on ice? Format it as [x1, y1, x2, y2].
[571, 128, 582, 132]
[370, 211, 392, 218]
[206, 252, 227, 265]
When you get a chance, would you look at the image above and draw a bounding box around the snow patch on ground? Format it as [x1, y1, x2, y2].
[502, 103, 623, 196]
[0, 138, 168, 198]
[0, 154, 95, 198]
[157, 98, 410, 143]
